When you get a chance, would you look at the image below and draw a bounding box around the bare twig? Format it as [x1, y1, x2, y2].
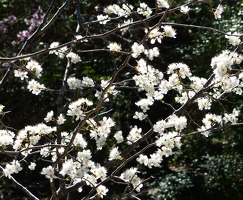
[0, 166, 39, 200]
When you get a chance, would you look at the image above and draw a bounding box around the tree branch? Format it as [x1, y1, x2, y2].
[0, 166, 39, 200]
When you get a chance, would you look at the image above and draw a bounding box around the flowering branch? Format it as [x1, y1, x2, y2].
[0, 166, 39, 200]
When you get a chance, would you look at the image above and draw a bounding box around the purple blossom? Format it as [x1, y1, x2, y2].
[16, 8, 45, 42]
[0, 20, 7, 33]
[17, 30, 30, 41]
[8, 15, 16, 24]
[25, 9, 44, 32]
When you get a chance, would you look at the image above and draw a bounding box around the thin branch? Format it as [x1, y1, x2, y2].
[0, 14, 236, 62]
[185, 122, 243, 137]
[0, 64, 14, 91]
[18, 0, 57, 55]
[162, 22, 235, 35]
[105, 129, 155, 170]
[40, 0, 70, 34]
[0, 166, 39, 200]
[174, 74, 215, 116]
[76, 0, 83, 33]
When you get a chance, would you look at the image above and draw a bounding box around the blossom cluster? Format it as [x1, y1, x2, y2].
[87, 117, 115, 149]
[120, 167, 143, 192]
[67, 98, 93, 121]
[13, 123, 56, 152]
[198, 108, 240, 137]
[0, 130, 15, 146]
[0, 15, 16, 34]
[40, 148, 109, 197]
[16, 8, 45, 43]
[67, 76, 95, 90]
[3, 160, 22, 178]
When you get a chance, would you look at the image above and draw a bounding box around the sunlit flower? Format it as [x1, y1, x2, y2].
[41, 166, 56, 181]
[96, 185, 108, 198]
[214, 4, 223, 19]
[157, 0, 169, 9]
[180, 5, 190, 14]
[14, 69, 28, 80]
[137, 3, 152, 18]
[0, 104, 5, 114]
[163, 25, 176, 38]
[57, 114, 66, 125]
[107, 42, 122, 52]
[44, 111, 54, 122]
[67, 77, 82, 90]
[25, 60, 43, 78]
[28, 162, 36, 170]
[66, 52, 81, 64]
[97, 14, 110, 24]
[225, 32, 241, 46]
[27, 79, 45, 95]
[131, 42, 145, 58]
[109, 147, 121, 160]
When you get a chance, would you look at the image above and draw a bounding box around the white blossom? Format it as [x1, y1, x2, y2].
[67, 77, 82, 90]
[25, 60, 43, 78]
[190, 76, 207, 91]
[97, 14, 110, 24]
[91, 166, 107, 181]
[154, 119, 166, 134]
[104, 4, 121, 15]
[77, 149, 92, 163]
[49, 42, 68, 58]
[167, 63, 191, 78]
[137, 154, 149, 166]
[133, 111, 147, 121]
[180, 5, 190, 14]
[57, 114, 66, 125]
[3, 160, 23, 178]
[197, 97, 212, 110]
[28, 162, 36, 170]
[120, 168, 143, 192]
[0, 104, 4, 114]
[41, 166, 56, 181]
[214, 4, 224, 19]
[157, 0, 169, 9]
[223, 109, 239, 124]
[109, 147, 121, 160]
[96, 185, 108, 198]
[135, 97, 154, 112]
[131, 42, 145, 58]
[67, 98, 93, 120]
[161, 146, 173, 157]
[73, 133, 87, 148]
[127, 126, 142, 144]
[81, 77, 95, 88]
[163, 26, 176, 38]
[27, 79, 45, 95]
[107, 42, 122, 52]
[114, 131, 124, 143]
[0, 130, 14, 146]
[118, 19, 133, 34]
[66, 52, 81, 64]
[14, 69, 28, 80]
[44, 111, 54, 122]
[144, 47, 160, 60]
[137, 3, 152, 18]
[60, 159, 74, 176]
[225, 32, 241, 46]
[49, 42, 59, 53]
[145, 27, 163, 44]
